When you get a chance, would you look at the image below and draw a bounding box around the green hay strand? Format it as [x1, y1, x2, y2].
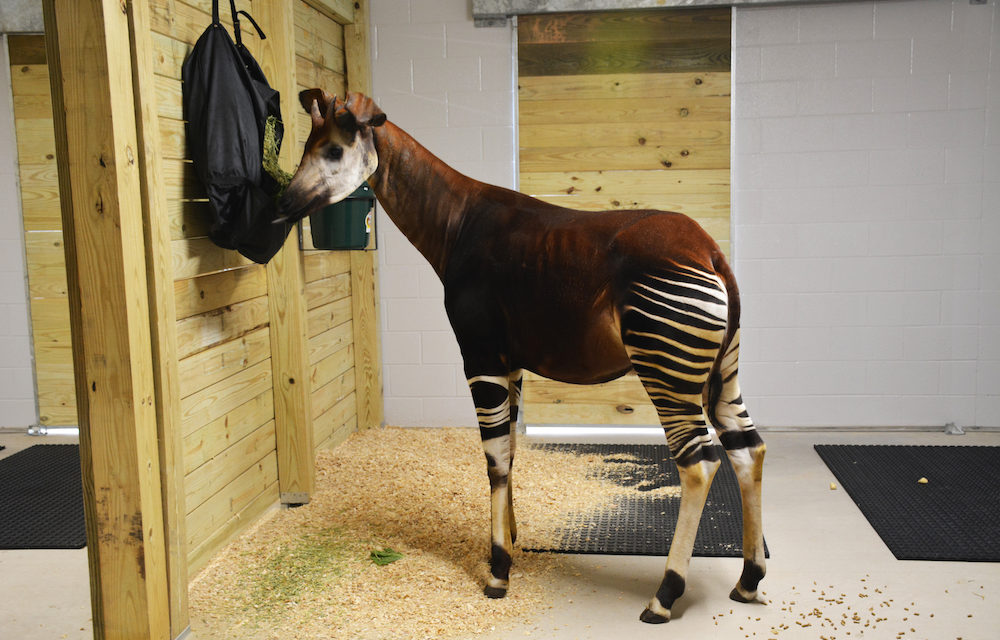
[369, 547, 404, 566]
[263, 115, 294, 197]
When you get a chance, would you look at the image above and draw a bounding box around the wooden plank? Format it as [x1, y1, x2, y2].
[519, 120, 729, 149]
[172, 237, 255, 279]
[9, 63, 51, 96]
[155, 74, 184, 121]
[313, 391, 356, 451]
[518, 70, 730, 101]
[177, 326, 272, 398]
[180, 358, 274, 437]
[8, 34, 48, 65]
[517, 8, 731, 45]
[151, 32, 190, 80]
[24, 230, 68, 298]
[311, 367, 355, 422]
[184, 421, 277, 511]
[519, 168, 730, 196]
[158, 116, 186, 159]
[304, 271, 352, 309]
[166, 198, 212, 240]
[29, 297, 72, 345]
[42, 1, 170, 637]
[307, 295, 353, 338]
[519, 143, 730, 172]
[183, 390, 275, 475]
[161, 158, 204, 202]
[185, 480, 277, 576]
[296, 55, 347, 94]
[317, 414, 356, 452]
[309, 320, 353, 365]
[303, 0, 354, 25]
[518, 95, 730, 126]
[303, 250, 351, 282]
[175, 295, 270, 360]
[296, 2, 346, 51]
[523, 373, 658, 425]
[13, 93, 54, 115]
[17, 162, 62, 231]
[185, 450, 278, 551]
[518, 38, 730, 77]
[173, 265, 268, 320]
[256, 0, 315, 504]
[13, 119, 57, 165]
[310, 343, 354, 391]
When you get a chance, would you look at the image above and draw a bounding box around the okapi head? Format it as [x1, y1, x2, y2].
[276, 89, 387, 223]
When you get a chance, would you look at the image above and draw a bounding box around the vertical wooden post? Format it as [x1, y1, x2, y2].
[345, 0, 384, 430]
[42, 0, 171, 638]
[126, 0, 189, 635]
[253, 0, 315, 504]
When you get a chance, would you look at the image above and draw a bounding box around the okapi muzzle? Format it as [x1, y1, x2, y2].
[275, 89, 386, 224]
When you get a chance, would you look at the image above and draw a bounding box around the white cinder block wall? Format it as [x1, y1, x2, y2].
[372, 0, 1000, 429]
[371, 0, 514, 425]
[0, 36, 37, 428]
[733, 0, 999, 428]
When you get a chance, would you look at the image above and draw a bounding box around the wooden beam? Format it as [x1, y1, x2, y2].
[126, 0, 189, 634]
[304, 0, 355, 25]
[253, 0, 315, 504]
[42, 0, 170, 638]
[345, 0, 384, 430]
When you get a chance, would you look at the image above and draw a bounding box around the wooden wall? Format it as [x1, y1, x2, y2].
[517, 8, 731, 426]
[8, 35, 76, 427]
[294, 1, 360, 453]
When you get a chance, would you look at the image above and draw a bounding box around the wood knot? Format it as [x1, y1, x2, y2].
[616, 404, 634, 415]
[661, 160, 672, 168]
[637, 137, 647, 146]
[680, 108, 690, 117]
[694, 77, 703, 85]
[680, 149, 690, 157]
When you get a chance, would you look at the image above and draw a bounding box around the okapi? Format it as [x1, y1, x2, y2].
[277, 90, 766, 624]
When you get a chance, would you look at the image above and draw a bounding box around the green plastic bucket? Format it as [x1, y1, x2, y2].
[310, 182, 375, 250]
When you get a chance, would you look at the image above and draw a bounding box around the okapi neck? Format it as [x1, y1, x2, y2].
[367, 121, 478, 279]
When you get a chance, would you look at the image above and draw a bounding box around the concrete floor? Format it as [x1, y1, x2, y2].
[1, 429, 998, 640]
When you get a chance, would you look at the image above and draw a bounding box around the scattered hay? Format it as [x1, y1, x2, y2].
[190, 427, 666, 640]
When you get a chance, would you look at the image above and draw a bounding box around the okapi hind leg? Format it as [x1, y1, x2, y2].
[468, 372, 515, 598]
[622, 266, 729, 623]
[710, 330, 767, 604]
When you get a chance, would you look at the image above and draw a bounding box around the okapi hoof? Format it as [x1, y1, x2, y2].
[730, 587, 753, 603]
[639, 607, 670, 624]
[484, 584, 508, 599]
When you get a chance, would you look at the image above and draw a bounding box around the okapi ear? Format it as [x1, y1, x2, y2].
[298, 88, 336, 119]
[344, 91, 387, 128]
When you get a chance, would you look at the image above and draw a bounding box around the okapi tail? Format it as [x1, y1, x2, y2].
[705, 253, 741, 430]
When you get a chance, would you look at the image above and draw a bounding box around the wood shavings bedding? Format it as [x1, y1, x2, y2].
[189, 427, 674, 639]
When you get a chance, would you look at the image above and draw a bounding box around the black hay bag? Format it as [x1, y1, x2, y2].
[182, 0, 292, 264]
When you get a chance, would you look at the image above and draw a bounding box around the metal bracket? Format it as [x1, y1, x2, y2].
[281, 492, 311, 507]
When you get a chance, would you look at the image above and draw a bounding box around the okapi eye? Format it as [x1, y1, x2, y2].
[325, 145, 344, 161]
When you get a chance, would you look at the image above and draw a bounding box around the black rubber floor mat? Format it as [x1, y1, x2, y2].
[814, 445, 1000, 562]
[0, 444, 86, 549]
[523, 443, 767, 558]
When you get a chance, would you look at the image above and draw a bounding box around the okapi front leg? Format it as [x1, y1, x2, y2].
[468, 373, 514, 598]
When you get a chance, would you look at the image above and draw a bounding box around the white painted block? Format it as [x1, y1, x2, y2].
[382, 331, 422, 364]
[828, 326, 905, 361]
[975, 394, 1000, 428]
[902, 255, 981, 292]
[903, 326, 979, 361]
[447, 90, 513, 127]
[950, 72, 990, 110]
[866, 361, 940, 396]
[868, 149, 944, 186]
[796, 78, 873, 115]
[868, 220, 943, 257]
[412, 56, 479, 95]
[383, 397, 425, 426]
[940, 290, 981, 326]
[873, 74, 950, 113]
[409, 0, 469, 24]
[799, 1, 874, 42]
[825, 257, 906, 293]
[873, 0, 953, 40]
[408, 125, 483, 164]
[379, 264, 421, 299]
[912, 35, 991, 76]
[0, 400, 37, 428]
[796, 222, 870, 257]
[758, 257, 834, 293]
[376, 23, 446, 61]
[732, 46, 762, 84]
[794, 292, 868, 327]
[421, 330, 462, 364]
[908, 110, 986, 150]
[445, 20, 511, 59]
[480, 53, 513, 93]
[384, 298, 450, 332]
[761, 43, 836, 82]
[387, 363, 457, 396]
[939, 361, 978, 396]
[371, 0, 411, 26]
[422, 397, 476, 427]
[836, 38, 912, 79]
[866, 291, 942, 326]
[373, 57, 413, 93]
[733, 6, 799, 46]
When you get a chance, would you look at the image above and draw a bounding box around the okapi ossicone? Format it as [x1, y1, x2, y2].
[278, 89, 766, 624]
